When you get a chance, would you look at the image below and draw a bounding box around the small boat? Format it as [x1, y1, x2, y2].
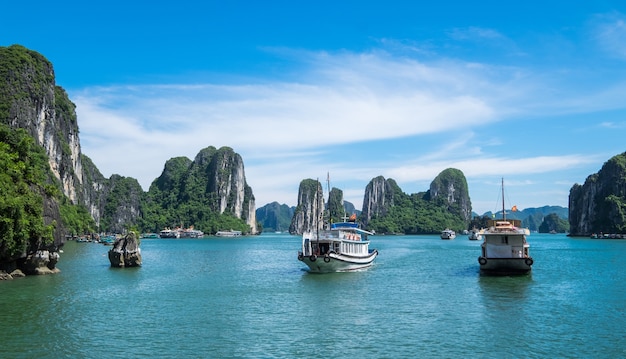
[478, 179, 533, 275]
[215, 230, 242, 237]
[298, 218, 378, 273]
[440, 229, 456, 240]
[468, 228, 482, 240]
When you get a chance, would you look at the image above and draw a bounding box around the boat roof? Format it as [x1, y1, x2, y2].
[331, 222, 373, 235]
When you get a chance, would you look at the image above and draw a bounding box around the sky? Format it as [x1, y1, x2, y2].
[3, 1, 626, 214]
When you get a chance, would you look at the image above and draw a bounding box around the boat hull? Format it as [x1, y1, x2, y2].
[298, 250, 378, 273]
[478, 256, 533, 275]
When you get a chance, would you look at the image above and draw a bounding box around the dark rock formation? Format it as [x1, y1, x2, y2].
[21, 250, 60, 275]
[569, 152, 626, 236]
[289, 179, 324, 235]
[108, 232, 142, 268]
[427, 168, 472, 222]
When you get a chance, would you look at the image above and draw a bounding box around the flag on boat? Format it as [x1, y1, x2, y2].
[349, 213, 357, 222]
[512, 205, 518, 212]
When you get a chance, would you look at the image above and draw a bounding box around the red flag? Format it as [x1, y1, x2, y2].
[512, 205, 518, 212]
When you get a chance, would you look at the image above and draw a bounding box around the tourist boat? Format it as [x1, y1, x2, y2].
[440, 229, 456, 240]
[159, 228, 180, 238]
[478, 179, 533, 275]
[179, 226, 205, 238]
[297, 218, 378, 273]
[468, 228, 482, 240]
[215, 230, 242, 237]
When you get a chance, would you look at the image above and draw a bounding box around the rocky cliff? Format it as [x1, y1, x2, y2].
[361, 176, 402, 225]
[148, 146, 258, 234]
[360, 169, 471, 234]
[1, 45, 258, 238]
[427, 168, 472, 222]
[0, 45, 121, 232]
[289, 179, 324, 235]
[569, 152, 626, 236]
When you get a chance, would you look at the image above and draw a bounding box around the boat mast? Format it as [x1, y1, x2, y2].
[501, 177, 506, 221]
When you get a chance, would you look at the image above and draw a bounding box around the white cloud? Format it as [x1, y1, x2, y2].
[71, 48, 621, 213]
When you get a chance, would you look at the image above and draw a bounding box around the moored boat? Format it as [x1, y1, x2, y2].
[215, 230, 242, 237]
[478, 179, 533, 275]
[468, 228, 482, 240]
[440, 229, 456, 240]
[298, 219, 378, 273]
[159, 228, 180, 239]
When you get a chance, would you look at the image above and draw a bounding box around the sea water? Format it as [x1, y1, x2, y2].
[0, 233, 624, 358]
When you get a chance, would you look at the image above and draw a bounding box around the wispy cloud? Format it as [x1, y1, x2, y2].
[591, 12, 626, 60]
[71, 46, 620, 212]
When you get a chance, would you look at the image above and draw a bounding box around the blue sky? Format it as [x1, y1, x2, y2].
[3, 1, 626, 214]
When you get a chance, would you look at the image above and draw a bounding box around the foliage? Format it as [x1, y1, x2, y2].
[327, 187, 345, 223]
[0, 124, 55, 261]
[140, 147, 253, 234]
[60, 199, 96, 236]
[538, 213, 570, 233]
[366, 191, 466, 234]
[256, 202, 294, 232]
[0, 45, 55, 122]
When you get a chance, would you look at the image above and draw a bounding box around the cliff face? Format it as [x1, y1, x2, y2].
[0, 45, 120, 232]
[428, 168, 472, 222]
[1, 46, 88, 205]
[361, 176, 401, 225]
[569, 152, 626, 235]
[1, 45, 257, 236]
[149, 146, 258, 234]
[289, 179, 324, 235]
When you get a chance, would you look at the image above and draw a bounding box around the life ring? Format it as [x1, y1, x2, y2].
[324, 255, 331, 263]
[478, 257, 487, 265]
[525, 258, 534, 266]
[309, 255, 317, 262]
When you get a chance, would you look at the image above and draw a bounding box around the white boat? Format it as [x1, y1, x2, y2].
[215, 230, 242, 237]
[440, 229, 456, 240]
[478, 179, 533, 275]
[468, 228, 482, 240]
[159, 228, 180, 238]
[298, 219, 378, 273]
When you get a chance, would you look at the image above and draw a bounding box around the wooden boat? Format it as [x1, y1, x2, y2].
[478, 179, 533, 275]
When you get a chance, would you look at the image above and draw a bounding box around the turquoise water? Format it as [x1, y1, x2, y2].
[1, 233, 625, 358]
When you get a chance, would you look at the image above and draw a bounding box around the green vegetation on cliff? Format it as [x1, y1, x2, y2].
[0, 125, 55, 263]
[140, 147, 253, 234]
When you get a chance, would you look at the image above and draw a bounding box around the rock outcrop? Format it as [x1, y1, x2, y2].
[289, 179, 324, 235]
[255, 202, 295, 233]
[569, 152, 626, 236]
[1, 45, 257, 240]
[108, 232, 142, 268]
[361, 176, 402, 225]
[428, 168, 472, 222]
[149, 146, 258, 234]
[22, 250, 60, 275]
